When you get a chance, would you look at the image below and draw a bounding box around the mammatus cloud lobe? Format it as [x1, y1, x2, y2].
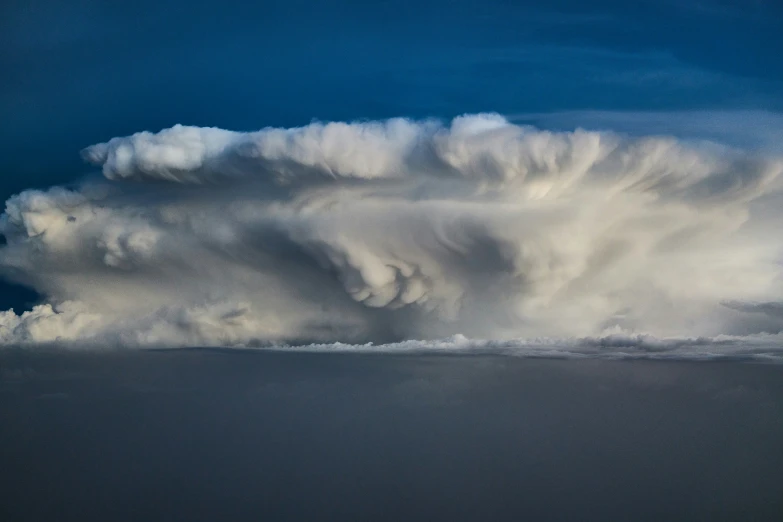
[2, 114, 783, 356]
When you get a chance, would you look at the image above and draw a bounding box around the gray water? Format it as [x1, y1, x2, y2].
[2, 349, 782, 521]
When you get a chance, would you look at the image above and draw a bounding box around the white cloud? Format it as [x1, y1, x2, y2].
[2, 113, 783, 350]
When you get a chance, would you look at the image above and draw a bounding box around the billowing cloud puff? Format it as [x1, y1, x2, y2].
[2, 114, 783, 356]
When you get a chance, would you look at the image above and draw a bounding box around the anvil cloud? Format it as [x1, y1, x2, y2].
[2, 114, 783, 356]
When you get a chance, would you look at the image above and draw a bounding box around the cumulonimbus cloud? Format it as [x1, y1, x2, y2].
[2, 113, 783, 356]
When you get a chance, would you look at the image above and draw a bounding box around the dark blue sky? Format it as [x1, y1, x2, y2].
[2, 0, 782, 199]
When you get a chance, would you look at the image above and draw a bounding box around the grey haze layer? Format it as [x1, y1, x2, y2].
[2, 114, 783, 355]
[1, 350, 782, 521]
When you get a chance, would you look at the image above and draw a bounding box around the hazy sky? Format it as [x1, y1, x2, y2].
[2, 350, 782, 521]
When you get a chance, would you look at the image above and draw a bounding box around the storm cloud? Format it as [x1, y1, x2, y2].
[2, 114, 783, 355]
